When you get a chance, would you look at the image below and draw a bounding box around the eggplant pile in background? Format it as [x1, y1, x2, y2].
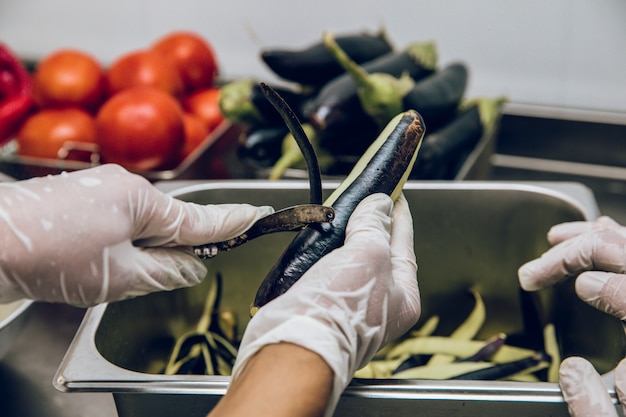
[219, 29, 505, 180]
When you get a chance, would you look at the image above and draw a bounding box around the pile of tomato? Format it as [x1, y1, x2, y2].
[15, 31, 223, 172]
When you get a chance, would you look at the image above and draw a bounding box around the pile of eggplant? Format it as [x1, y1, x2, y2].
[220, 29, 505, 179]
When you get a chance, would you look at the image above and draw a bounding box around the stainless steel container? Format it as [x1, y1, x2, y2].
[55, 181, 625, 416]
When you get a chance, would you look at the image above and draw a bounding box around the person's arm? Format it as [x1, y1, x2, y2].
[208, 343, 332, 417]
[209, 193, 420, 417]
[0, 164, 273, 306]
[518, 215, 626, 416]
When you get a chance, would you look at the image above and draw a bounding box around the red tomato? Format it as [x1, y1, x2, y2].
[16, 108, 98, 161]
[181, 112, 209, 159]
[182, 87, 224, 132]
[33, 49, 106, 112]
[106, 49, 183, 97]
[95, 87, 185, 171]
[152, 31, 218, 92]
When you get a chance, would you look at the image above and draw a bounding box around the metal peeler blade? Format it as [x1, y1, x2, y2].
[194, 204, 335, 259]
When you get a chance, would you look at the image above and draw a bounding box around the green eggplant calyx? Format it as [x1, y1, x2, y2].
[405, 41, 439, 71]
[269, 124, 319, 180]
[462, 96, 507, 132]
[218, 78, 264, 126]
[323, 31, 416, 126]
[322, 31, 371, 88]
[357, 71, 415, 125]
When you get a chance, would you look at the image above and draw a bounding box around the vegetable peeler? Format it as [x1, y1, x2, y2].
[193, 204, 335, 259]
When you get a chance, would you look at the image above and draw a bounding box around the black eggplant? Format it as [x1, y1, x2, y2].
[260, 30, 394, 86]
[251, 109, 425, 315]
[294, 40, 436, 160]
[450, 352, 549, 381]
[402, 62, 469, 131]
[321, 31, 417, 128]
[410, 96, 505, 180]
[300, 40, 437, 136]
[238, 125, 289, 168]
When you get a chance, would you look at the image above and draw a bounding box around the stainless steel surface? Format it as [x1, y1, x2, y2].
[0, 299, 34, 360]
[491, 104, 626, 225]
[55, 180, 624, 417]
[0, 302, 117, 417]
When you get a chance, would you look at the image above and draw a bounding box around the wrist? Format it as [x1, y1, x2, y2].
[232, 314, 354, 416]
[210, 342, 332, 417]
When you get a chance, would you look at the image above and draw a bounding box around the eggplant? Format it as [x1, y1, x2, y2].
[321, 31, 417, 127]
[237, 125, 289, 168]
[450, 352, 549, 381]
[456, 333, 507, 362]
[410, 96, 505, 180]
[219, 79, 305, 127]
[300, 40, 437, 132]
[260, 30, 394, 86]
[392, 354, 431, 375]
[251, 109, 425, 315]
[402, 62, 469, 131]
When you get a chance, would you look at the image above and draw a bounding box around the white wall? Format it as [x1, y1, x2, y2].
[1, 0, 625, 114]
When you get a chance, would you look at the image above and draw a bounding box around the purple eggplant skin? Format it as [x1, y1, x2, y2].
[450, 352, 549, 381]
[238, 125, 289, 168]
[317, 114, 381, 157]
[321, 62, 467, 159]
[251, 110, 425, 313]
[392, 354, 432, 375]
[260, 31, 394, 86]
[402, 62, 468, 131]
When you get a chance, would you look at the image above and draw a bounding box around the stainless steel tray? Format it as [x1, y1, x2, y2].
[55, 181, 624, 417]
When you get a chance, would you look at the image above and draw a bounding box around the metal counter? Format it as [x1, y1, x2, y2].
[0, 302, 117, 417]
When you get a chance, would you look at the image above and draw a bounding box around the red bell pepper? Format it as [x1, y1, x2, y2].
[0, 43, 34, 145]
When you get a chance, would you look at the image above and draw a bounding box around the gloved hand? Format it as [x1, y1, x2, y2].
[518, 216, 626, 416]
[231, 193, 421, 417]
[518, 216, 626, 319]
[559, 356, 626, 417]
[0, 164, 273, 307]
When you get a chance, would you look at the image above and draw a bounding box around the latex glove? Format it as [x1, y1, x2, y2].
[0, 164, 273, 307]
[518, 216, 626, 416]
[518, 216, 626, 319]
[559, 356, 626, 417]
[231, 193, 420, 417]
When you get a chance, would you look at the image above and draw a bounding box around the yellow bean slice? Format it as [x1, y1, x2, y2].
[427, 287, 485, 365]
[386, 335, 535, 363]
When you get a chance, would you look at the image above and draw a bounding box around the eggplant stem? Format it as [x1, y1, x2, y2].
[323, 31, 373, 88]
[323, 31, 415, 125]
[259, 82, 323, 205]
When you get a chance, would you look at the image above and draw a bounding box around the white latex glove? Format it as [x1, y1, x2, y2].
[518, 216, 626, 416]
[518, 216, 626, 319]
[231, 193, 421, 417]
[559, 356, 626, 417]
[0, 164, 273, 307]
